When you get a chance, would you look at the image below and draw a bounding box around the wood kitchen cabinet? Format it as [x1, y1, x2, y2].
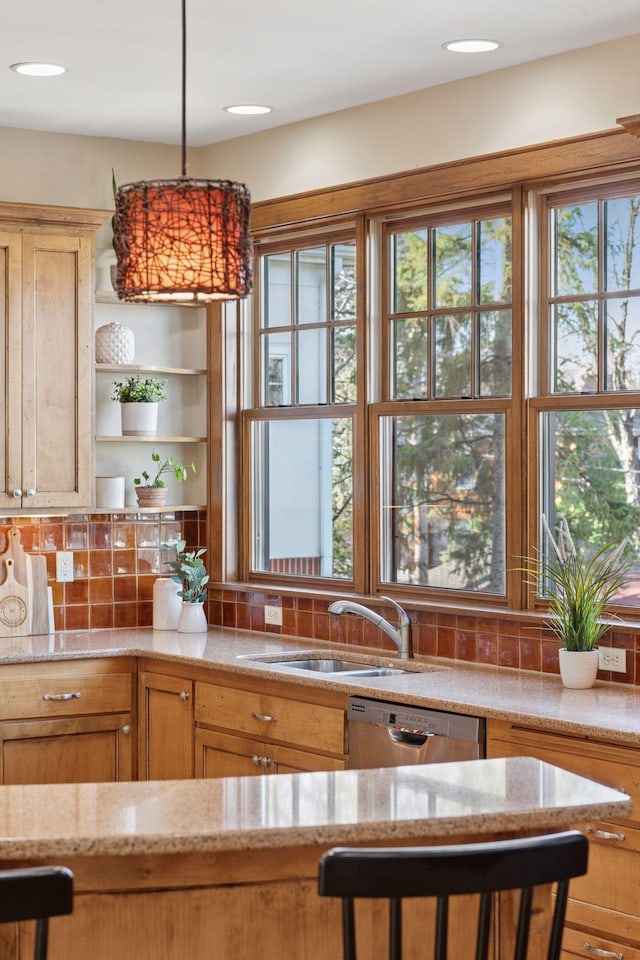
[0, 205, 103, 510]
[487, 718, 640, 959]
[0, 657, 135, 783]
[138, 670, 194, 780]
[194, 678, 347, 778]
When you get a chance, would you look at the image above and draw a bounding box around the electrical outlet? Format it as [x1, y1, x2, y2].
[598, 645, 626, 673]
[264, 604, 283, 626]
[55, 551, 74, 583]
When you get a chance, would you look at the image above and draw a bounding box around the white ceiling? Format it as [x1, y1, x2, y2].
[2, 0, 640, 147]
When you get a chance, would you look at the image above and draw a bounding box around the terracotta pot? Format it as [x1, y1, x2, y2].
[558, 648, 600, 689]
[135, 486, 168, 508]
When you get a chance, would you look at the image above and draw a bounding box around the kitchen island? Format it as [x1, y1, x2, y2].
[0, 755, 630, 960]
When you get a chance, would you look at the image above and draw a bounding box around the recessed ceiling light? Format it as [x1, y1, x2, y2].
[443, 39, 501, 53]
[10, 62, 67, 77]
[223, 104, 274, 116]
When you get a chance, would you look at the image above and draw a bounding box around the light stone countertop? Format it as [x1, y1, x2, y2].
[0, 757, 630, 858]
[2, 625, 640, 744]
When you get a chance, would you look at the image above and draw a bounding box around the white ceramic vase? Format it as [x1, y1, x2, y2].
[177, 602, 207, 634]
[153, 578, 182, 630]
[95, 321, 135, 364]
[121, 401, 159, 437]
[95, 475, 125, 510]
[558, 648, 600, 689]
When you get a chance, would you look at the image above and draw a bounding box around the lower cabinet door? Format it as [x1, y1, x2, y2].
[0, 713, 134, 783]
[138, 672, 194, 780]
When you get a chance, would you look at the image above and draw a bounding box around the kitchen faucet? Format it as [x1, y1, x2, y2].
[328, 596, 413, 659]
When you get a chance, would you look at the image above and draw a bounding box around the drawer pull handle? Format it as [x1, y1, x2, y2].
[251, 711, 277, 723]
[583, 942, 623, 959]
[585, 825, 626, 842]
[259, 756, 272, 767]
[43, 692, 81, 701]
[251, 755, 260, 766]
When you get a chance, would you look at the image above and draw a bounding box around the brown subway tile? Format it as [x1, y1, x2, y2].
[40, 523, 64, 551]
[541, 641, 561, 674]
[90, 550, 112, 578]
[222, 601, 237, 628]
[137, 601, 153, 626]
[113, 550, 136, 575]
[114, 577, 137, 602]
[498, 636, 519, 668]
[90, 604, 114, 629]
[250, 605, 265, 631]
[457, 631, 477, 662]
[414, 623, 437, 658]
[477, 632, 498, 665]
[520, 638, 541, 672]
[437, 626, 456, 660]
[89, 578, 113, 603]
[65, 579, 89, 604]
[114, 603, 137, 628]
[90, 522, 111, 550]
[65, 605, 89, 630]
[297, 611, 313, 637]
[236, 604, 251, 630]
[138, 575, 155, 602]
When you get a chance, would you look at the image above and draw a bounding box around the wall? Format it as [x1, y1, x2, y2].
[0, 512, 207, 632]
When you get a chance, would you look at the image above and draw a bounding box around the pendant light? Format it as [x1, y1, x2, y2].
[113, 0, 252, 302]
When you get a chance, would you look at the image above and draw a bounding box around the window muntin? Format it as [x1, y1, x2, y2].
[380, 412, 506, 594]
[251, 417, 353, 580]
[549, 192, 640, 394]
[259, 240, 356, 407]
[388, 215, 512, 400]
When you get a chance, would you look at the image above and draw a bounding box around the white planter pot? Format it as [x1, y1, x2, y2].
[153, 578, 182, 630]
[177, 602, 207, 634]
[95, 476, 125, 510]
[558, 648, 600, 689]
[121, 401, 159, 437]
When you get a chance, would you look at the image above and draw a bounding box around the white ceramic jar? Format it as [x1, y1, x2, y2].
[153, 578, 182, 630]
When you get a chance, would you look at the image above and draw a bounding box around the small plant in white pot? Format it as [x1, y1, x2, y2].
[134, 450, 195, 508]
[160, 539, 209, 633]
[524, 517, 634, 689]
[112, 375, 167, 437]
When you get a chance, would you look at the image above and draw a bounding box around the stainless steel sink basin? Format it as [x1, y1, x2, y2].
[262, 657, 411, 677]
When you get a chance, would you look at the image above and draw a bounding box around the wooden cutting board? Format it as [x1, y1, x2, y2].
[0, 557, 31, 637]
[0, 529, 50, 637]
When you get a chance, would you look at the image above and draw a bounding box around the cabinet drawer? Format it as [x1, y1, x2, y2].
[0, 673, 133, 721]
[487, 720, 640, 826]
[195, 682, 346, 756]
[563, 926, 640, 959]
[569, 819, 640, 920]
[195, 727, 347, 778]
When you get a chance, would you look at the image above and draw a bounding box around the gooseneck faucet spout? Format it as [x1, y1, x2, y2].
[328, 596, 413, 659]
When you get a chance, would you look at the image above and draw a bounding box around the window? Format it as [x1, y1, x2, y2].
[537, 183, 640, 607]
[246, 233, 359, 584]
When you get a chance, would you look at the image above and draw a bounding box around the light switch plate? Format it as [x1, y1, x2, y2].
[598, 646, 626, 672]
[264, 605, 283, 625]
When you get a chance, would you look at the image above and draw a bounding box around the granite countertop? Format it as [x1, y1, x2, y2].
[2, 625, 640, 744]
[0, 757, 630, 859]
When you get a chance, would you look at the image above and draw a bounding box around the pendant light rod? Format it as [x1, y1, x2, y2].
[181, 0, 187, 177]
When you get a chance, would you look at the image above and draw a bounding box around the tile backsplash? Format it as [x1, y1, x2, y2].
[208, 586, 640, 686]
[0, 511, 207, 631]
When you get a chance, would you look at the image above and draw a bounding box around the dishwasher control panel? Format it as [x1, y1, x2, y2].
[347, 696, 484, 743]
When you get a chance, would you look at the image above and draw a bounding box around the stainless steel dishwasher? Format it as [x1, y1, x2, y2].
[347, 695, 485, 768]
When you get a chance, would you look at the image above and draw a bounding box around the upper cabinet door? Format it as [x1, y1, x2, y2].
[20, 231, 93, 509]
[0, 230, 25, 509]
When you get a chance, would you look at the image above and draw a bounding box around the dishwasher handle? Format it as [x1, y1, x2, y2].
[387, 727, 435, 747]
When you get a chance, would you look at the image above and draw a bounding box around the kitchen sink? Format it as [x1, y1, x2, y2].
[249, 656, 412, 677]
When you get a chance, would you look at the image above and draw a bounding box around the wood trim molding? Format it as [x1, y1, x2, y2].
[0, 201, 109, 230]
[251, 127, 640, 233]
[617, 114, 640, 138]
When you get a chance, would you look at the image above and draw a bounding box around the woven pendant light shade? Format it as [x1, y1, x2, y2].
[114, 177, 252, 302]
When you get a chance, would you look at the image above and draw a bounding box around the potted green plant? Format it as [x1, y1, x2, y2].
[112, 375, 167, 437]
[524, 516, 634, 688]
[134, 450, 196, 508]
[160, 539, 209, 633]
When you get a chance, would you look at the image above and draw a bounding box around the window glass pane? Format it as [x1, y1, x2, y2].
[297, 328, 327, 404]
[434, 222, 472, 308]
[606, 297, 640, 391]
[553, 301, 598, 392]
[540, 409, 640, 605]
[296, 247, 327, 325]
[252, 418, 353, 579]
[391, 229, 428, 313]
[381, 413, 505, 593]
[479, 310, 512, 396]
[263, 332, 291, 406]
[605, 195, 640, 292]
[478, 217, 512, 304]
[434, 314, 472, 397]
[393, 317, 428, 399]
[263, 252, 291, 328]
[332, 242, 356, 320]
[332, 326, 357, 403]
[553, 203, 598, 297]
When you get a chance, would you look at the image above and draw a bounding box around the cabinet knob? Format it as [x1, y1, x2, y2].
[122, 724, 132, 736]
[251, 755, 260, 766]
[12, 489, 21, 499]
[25, 488, 36, 498]
[179, 691, 190, 701]
[259, 756, 272, 768]
[583, 943, 623, 959]
[251, 711, 277, 723]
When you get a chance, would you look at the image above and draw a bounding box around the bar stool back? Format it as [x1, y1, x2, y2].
[0, 866, 73, 960]
[318, 831, 588, 960]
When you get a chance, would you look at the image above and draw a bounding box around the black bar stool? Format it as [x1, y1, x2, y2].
[318, 830, 588, 960]
[0, 866, 73, 960]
